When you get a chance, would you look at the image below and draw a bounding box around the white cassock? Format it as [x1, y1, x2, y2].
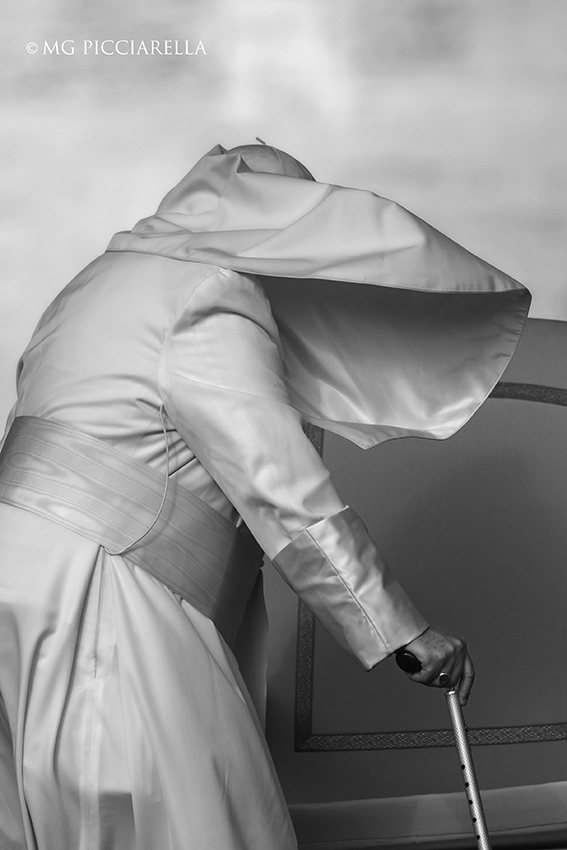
[0, 145, 530, 849]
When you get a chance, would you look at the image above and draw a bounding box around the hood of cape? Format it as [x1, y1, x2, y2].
[107, 144, 531, 448]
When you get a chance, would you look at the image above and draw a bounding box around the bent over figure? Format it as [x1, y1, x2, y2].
[0, 144, 530, 849]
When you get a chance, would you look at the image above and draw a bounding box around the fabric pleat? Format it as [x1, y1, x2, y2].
[0, 504, 296, 850]
[108, 144, 531, 448]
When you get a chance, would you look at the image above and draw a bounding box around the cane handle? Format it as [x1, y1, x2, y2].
[396, 649, 452, 687]
[395, 649, 422, 674]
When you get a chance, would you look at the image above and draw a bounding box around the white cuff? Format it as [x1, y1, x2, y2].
[272, 506, 428, 669]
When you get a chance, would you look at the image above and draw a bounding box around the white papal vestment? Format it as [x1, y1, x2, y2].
[0, 145, 530, 849]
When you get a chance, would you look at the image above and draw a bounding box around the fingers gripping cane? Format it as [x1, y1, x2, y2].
[395, 650, 492, 850]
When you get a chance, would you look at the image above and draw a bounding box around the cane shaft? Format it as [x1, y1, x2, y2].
[445, 689, 492, 850]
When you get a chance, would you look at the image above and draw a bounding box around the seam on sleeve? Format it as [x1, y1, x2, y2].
[161, 372, 292, 406]
[156, 267, 229, 403]
[157, 267, 276, 405]
[303, 530, 391, 653]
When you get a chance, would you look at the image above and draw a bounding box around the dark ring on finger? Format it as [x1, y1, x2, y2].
[438, 672, 450, 687]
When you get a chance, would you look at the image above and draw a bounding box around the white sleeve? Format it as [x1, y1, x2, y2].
[158, 268, 427, 667]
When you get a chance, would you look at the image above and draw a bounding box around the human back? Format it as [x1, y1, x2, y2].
[12, 250, 221, 470]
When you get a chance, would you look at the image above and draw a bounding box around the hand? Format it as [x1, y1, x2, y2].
[400, 628, 475, 705]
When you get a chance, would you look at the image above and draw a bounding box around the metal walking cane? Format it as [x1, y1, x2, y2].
[396, 650, 492, 850]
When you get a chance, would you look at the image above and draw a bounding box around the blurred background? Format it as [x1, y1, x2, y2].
[2, 0, 567, 426]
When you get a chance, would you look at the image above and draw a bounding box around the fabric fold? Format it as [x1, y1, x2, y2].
[0, 415, 263, 648]
[108, 144, 531, 449]
[272, 506, 428, 668]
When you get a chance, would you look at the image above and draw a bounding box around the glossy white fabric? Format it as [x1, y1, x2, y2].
[0, 505, 294, 850]
[109, 144, 531, 447]
[0, 145, 530, 848]
[272, 507, 425, 668]
[0, 254, 425, 849]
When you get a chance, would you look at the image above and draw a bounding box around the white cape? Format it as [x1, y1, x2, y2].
[109, 144, 531, 448]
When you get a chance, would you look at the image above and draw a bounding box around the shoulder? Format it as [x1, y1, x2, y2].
[179, 266, 275, 327]
[161, 266, 283, 366]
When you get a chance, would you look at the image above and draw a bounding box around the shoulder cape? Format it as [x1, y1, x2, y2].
[107, 144, 531, 448]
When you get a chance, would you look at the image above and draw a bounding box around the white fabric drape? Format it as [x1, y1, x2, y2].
[0, 145, 530, 847]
